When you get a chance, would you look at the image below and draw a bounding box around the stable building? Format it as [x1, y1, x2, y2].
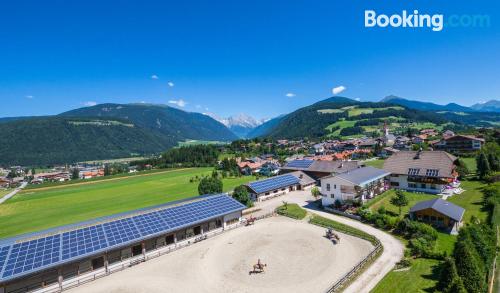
[0, 194, 245, 293]
[245, 171, 315, 202]
[409, 198, 465, 234]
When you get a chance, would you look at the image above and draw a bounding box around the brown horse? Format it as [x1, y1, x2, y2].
[252, 263, 266, 273]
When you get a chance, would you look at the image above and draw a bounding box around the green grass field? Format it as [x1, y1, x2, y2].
[371, 258, 441, 293]
[0, 189, 12, 198]
[0, 168, 256, 239]
[364, 159, 385, 169]
[461, 157, 477, 174]
[447, 180, 489, 223]
[177, 139, 228, 147]
[276, 203, 307, 220]
[366, 190, 439, 217]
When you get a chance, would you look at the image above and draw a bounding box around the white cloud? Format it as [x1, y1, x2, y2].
[355, 98, 361, 101]
[167, 81, 175, 87]
[195, 104, 202, 109]
[285, 92, 296, 98]
[332, 85, 346, 95]
[83, 101, 97, 107]
[151, 75, 159, 80]
[168, 99, 187, 107]
[25, 95, 33, 99]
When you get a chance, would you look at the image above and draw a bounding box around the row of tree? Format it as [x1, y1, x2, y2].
[438, 222, 496, 292]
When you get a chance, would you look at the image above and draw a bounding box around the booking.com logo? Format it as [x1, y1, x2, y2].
[365, 10, 491, 32]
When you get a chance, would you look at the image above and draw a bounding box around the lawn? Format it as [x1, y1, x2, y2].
[371, 258, 441, 293]
[461, 157, 477, 174]
[366, 190, 439, 217]
[276, 203, 307, 220]
[447, 180, 489, 223]
[364, 159, 385, 169]
[0, 168, 256, 239]
[0, 189, 12, 198]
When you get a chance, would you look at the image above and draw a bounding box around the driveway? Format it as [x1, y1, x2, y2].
[248, 191, 405, 293]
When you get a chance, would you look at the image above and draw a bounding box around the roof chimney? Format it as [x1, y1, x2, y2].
[414, 148, 423, 159]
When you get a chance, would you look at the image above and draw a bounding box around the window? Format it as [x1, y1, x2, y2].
[420, 183, 426, 188]
[334, 184, 337, 189]
[425, 169, 439, 177]
[326, 183, 331, 191]
[409, 183, 417, 188]
[408, 168, 420, 175]
[330, 194, 334, 198]
[390, 182, 400, 186]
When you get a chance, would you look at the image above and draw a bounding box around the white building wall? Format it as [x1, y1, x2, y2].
[389, 174, 445, 194]
[320, 177, 354, 207]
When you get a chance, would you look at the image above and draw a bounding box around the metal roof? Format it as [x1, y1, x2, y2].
[333, 167, 390, 186]
[0, 194, 245, 284]
[410, 198, 465, 222]
[247, 174, 300, 194]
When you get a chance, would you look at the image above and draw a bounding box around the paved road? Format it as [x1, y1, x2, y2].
[0, 181, 27, 204]
[248, 191, 405, 293]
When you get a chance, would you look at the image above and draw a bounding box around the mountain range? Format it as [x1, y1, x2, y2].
[207, 113, 265, 138]
[381, 95, 500, 113]
[0, 96, 499, 166]
[0, 104, 236, 166]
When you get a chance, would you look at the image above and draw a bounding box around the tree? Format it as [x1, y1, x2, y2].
[476, 153, 491, 179]
[390, 190, 409, 216]
[454, 238, 486, 293]
[455, 159, 469, 180]
[31, 168, 36, 176]
[487, 153, 499, 172]
[232, 185, 252, 207]
[198, 177, 223, 195]
[437, 257, 461, 291]
[311, 186, 320, 199]
[104, 165, 111, 176]
[71, 168, 80, 180]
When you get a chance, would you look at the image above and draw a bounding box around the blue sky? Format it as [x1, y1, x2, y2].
[0, 0, 499, 119]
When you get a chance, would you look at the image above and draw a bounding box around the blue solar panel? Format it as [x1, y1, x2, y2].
[133, 211, 170, 237]
[103, 218, 141, 246]
[62, 225, 108, 260]
[286, 160, 314, 169]
[0, 194, 245, 283]
[0, 246, 11, 274]
[248, 174, 300, 194]
[2, 235, 60, 279]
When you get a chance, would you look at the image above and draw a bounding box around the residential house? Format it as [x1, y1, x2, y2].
[420, 129, 439, 137]
[433, 135, 485, 152]
[409, 198, 465, 234]
[412, 134, 427, 144]
[320, 166, 390, 206]
[442, 130, 455, 139]
[393, 136, 411, 150]
[383, 150, 458, 194]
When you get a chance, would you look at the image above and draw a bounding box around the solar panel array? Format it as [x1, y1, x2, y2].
[0, 194, 245, 283]
[248, 174, 300, 194]
[285, 160, 314, 169]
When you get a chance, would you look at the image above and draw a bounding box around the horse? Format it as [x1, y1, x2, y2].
[252, 262, 267, 273]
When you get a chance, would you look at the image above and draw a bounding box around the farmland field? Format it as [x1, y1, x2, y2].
[0, 168, 256, 239]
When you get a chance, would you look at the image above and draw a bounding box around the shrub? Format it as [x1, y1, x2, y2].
[377, 206, 386, 215]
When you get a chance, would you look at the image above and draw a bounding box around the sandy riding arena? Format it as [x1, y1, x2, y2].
[70, 216, 373, 293]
